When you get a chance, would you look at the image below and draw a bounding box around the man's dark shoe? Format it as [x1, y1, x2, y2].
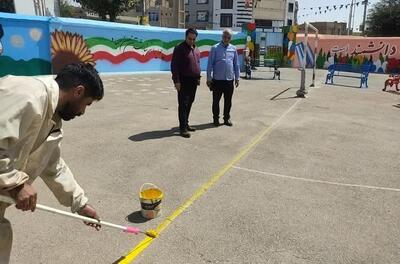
[213, 119, 220, 126]
[180, 130, 191, 138]
[224, 119, 233, 126]
[187, 126, 196, 132]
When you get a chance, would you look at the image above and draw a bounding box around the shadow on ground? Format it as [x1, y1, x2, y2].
[112, 256, 126, 264]
[126, 211, 151, 224]
[325, 83, 364, 89]
[385, 90, 400, 95]
[129, 123, 217, 141]
[242, 76, 279, 81]
[270, 87, 299, 101]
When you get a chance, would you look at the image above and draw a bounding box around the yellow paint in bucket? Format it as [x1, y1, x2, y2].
[139, 183, 163, 219]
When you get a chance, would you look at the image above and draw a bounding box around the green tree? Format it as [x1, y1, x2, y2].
[366, 0, 400, 36]
[0, 0, 15, 13]
[316, 49, 325, 69]
[59, 0, 74, 17]
[80, 0, 138, 22]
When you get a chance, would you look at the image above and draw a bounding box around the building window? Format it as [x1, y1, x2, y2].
[0, 0, 15, 13]
[255, 19, 272, 28]
[185, 11, 190, 22]
[197, 11, 209, 22]
[221, 0, 233, 9]
[185, 0, 189, 4]
[220, 14, 233, 27]
[287, 19, 292, 26]
[197, 0, 208, 3]
[288, 3, 294, 13]
[149, 12, 159, 21]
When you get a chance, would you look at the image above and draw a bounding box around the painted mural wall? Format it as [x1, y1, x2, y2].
[282, 25, 298, 67]
[293, 34, 400, 74]
[0, 13, 246, 76]
[0, 13, 51, 76]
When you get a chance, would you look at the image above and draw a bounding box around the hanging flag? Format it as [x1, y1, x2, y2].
[333, 5, 337, 10]
[340, 4, 344, 9]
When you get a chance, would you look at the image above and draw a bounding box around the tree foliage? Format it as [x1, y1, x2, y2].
[0, 0, 15, 13]
[80, 0, 138, 22]
[366, 0, 400, 36]
[59, 0, 74, 17]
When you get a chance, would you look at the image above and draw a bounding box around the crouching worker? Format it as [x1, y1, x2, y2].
[0, 63, 104, 263]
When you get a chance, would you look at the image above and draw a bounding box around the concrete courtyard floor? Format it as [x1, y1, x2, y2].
[5, 68, 400, 264]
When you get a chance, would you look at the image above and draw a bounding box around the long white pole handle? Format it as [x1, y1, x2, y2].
[0, 195, 129, 232]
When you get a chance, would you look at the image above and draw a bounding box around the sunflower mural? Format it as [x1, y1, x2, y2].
[51, 30, 95, 73]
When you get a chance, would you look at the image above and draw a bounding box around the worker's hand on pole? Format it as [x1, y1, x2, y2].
[78, 204, 101, 231]
[8, 183, 37, 212]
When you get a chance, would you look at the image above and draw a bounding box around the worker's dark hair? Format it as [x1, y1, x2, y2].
[185, 28, 198, 37]
[55, 63, 104, 100]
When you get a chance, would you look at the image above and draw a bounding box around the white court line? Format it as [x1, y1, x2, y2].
[233, 166, 400, 192]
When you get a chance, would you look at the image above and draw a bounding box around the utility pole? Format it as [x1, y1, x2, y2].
[283, 0, 288, 26]
[352, 2, 356, 31]
[140, 0, 146, 25]
[362, 0, 368, 34]
[347, 0, 354, 35]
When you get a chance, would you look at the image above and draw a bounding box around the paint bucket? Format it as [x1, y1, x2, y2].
[139, 183, 163, 219]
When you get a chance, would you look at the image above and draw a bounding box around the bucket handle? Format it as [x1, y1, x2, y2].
[140, 183, 159, 194]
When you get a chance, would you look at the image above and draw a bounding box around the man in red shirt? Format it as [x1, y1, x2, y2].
[171, 28, 201, 138]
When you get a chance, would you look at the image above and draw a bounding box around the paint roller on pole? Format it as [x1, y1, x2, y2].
[0, 195, 158, 238]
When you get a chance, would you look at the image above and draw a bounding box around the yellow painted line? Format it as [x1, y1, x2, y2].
[118, 99, 302, 264]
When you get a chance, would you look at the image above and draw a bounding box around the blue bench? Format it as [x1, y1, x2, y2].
[325, 63, 372, 88]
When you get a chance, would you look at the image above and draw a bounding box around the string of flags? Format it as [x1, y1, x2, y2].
[299, 1, 371, 18]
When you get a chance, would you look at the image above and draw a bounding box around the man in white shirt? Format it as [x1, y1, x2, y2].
[0, 63, 104, 263]
[207, 28, 240, 126]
